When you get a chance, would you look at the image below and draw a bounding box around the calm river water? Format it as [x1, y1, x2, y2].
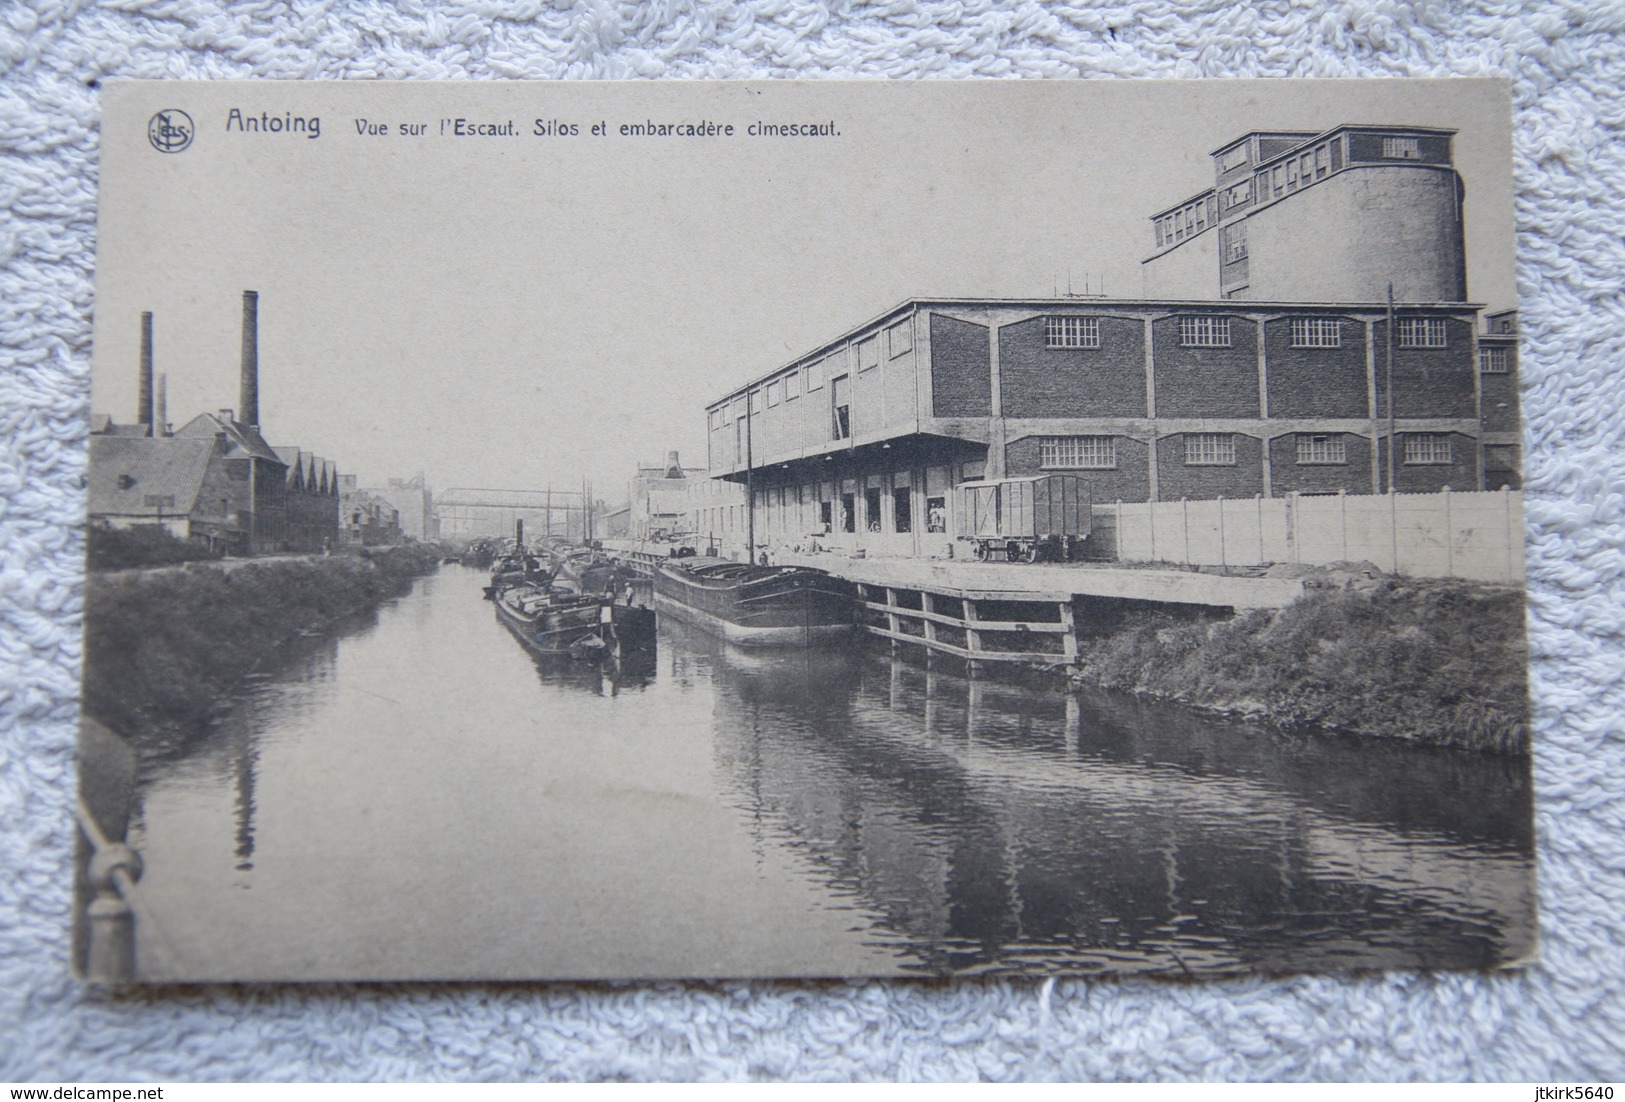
[127, 565, 1536, 981]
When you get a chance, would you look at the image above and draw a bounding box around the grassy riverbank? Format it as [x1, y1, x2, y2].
[83, 545, 442, 756]
[1069, 578, 1531, 755]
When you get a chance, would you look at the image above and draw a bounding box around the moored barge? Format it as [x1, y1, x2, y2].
[494, 581, 655, 659]
[653, 557, 856, 647]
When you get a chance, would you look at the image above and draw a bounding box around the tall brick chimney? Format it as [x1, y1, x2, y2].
[137, 312, 154, 435]
[156, 373, 168, 437]
[239, 290, 259, 429]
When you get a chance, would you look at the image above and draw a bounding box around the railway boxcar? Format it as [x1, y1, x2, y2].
[955, 475, 1092, 562]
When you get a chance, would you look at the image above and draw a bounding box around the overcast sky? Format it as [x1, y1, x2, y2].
[94, 79, 1515, 501]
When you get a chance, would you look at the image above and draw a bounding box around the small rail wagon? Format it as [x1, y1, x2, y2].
[955, 474, 1092, 562]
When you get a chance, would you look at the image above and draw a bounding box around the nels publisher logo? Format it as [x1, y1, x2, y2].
[147, 109, 194, 153]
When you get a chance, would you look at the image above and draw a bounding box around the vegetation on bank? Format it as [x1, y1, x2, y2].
[83, 545, 442, 756]
[87, 525, 223, 571]
[1069, 578, 1531, 755]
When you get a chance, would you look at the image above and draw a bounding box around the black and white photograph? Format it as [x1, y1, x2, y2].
[77, 78, 1534, 984]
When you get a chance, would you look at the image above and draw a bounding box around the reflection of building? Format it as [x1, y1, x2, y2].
[692, 123, 1514, 561]
[88, 292, 341, 555]
[702, 636, 1534, 975]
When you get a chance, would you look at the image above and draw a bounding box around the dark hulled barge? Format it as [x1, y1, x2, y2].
[493, 581, 656, 660]
[653, 557, 856, 647]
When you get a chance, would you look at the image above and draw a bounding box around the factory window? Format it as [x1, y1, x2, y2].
[1485, 444, 1518, 469]
[1045, 316, 1100, 349]
[1296, 433, 1346, 465]
[1223, 222, 1247, 263]
[831, 374, 851, 440]
[1179, 315, 1232, 348]
[925, 496, 947, 533]
[1403, 434, 1453, 465]
[893, 487, 912, 533]
[840, 493, 856, 533]
[1290, 318, 1342, 348]
[1220, 145, 1248, 171]
[785, 369, 800, 400]
[1397, 318, 1448, 348]
[858, 337, 880, 372]
[887, 321, 912, 358]
[1040, 436, 1117, 470]
[1193, 200, 1207, 232]
[1272, 165, 1284, 196]
[819, 500, 832, 532]
[1480, 347, 1510, 373]
[766, 380, 782, 407]
[1185, 433, 1236, 466]
[1286, 158, 1299, 187]
[1315, 144, 1330, 177]
[1382, 136, 1420, 159]
[750, 390, 764, 414]
[805, 358, 825, 392]
[1224, 180, 1252, 209]
[1300, 152, 1313, 180]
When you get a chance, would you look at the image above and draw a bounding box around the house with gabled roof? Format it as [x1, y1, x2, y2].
[86, 434, 242, 553]
[173, 411, 288, 553]
[89, 290, 361, 556]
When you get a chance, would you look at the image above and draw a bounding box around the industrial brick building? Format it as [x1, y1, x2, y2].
[1478, 308, 1522, 490]
[1141, 124, 1467, 303]
[88, 292, 341, 556]
[693, 123, 1518, 561]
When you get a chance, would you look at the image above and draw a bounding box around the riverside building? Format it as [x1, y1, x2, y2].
[694, 124, 1517, 561]
[88, 292, 341, 555]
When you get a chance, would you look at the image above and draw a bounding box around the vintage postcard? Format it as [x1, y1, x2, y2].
[78, 79, 1534, 982]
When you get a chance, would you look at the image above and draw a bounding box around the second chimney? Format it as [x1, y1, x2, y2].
[138, 312, 154, 435]
[240, 290, 259, 429]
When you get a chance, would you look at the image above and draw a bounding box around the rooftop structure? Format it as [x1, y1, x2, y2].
[1142, 124, 1467, 304]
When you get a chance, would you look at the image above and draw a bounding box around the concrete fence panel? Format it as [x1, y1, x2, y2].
[1100, 489, 1524, 584]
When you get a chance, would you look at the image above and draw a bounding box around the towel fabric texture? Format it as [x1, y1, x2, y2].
[1, 0, 1622, 1082]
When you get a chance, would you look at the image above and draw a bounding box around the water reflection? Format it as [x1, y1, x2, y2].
[127, 566, 1534, 981]
[511, 633, 659, 698]
[687, 621, 1535, 976]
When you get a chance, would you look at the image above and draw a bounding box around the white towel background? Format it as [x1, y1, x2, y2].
[2, 0, 1622, 1081]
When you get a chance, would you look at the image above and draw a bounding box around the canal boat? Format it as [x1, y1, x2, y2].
[546, 543, 626, 596]
[652, 556, 856, 647]
[493, 580, 656, 660]
[485, 546, 551, 599]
